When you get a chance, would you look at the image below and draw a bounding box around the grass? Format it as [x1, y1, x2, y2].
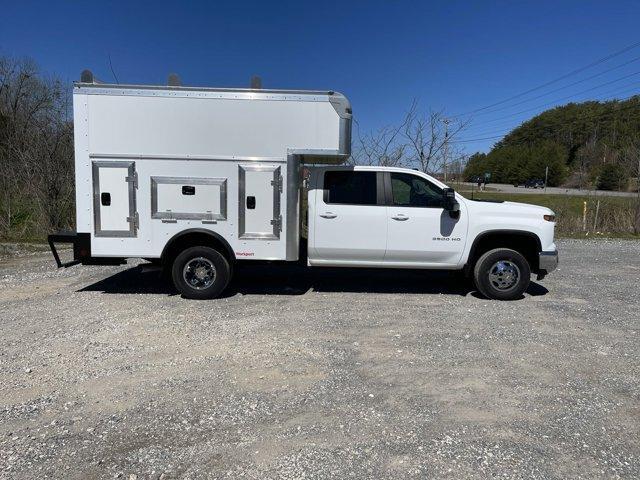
[461, 190, 630, 210]
[459, 191, 640, 238]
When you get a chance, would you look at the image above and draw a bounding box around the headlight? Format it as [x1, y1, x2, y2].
[543, 214, 556, 222]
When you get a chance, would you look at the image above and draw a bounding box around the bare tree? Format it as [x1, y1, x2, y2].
[349, 101, 469, 175]
[403, 101, 469, 176]
[445, 153, 469, 185]
[349, 117, 409, 167]
[0, 56, 74, 239]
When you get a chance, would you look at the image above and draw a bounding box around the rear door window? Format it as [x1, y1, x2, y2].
[324, 171, 378, 205]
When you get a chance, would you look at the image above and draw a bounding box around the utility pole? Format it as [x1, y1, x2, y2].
[442, 118, 450, 182]
[544, 165, 549, 193]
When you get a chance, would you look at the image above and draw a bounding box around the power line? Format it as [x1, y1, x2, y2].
[468, 70, 640, 126]
[451, 94, 640, 144]
[450, 40, 640, 118]
[466, 79, 640, 131]
[452, 133, 509, 143]
[463, 82, 640, 138]
[453, 104, 638, 144]
[468, 54, 640, 117]
[107, 53, 119, 84]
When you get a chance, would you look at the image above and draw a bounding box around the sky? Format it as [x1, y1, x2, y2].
[2, 0, 640, 153]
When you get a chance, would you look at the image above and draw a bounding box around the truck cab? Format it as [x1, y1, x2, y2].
[306, 166, 558, 299]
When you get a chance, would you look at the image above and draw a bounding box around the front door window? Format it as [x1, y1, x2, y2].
[390, 172, 443, 208]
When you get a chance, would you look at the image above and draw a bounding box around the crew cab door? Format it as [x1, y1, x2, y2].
[309, 169, 387, 263]
[384, 171, 467, 266]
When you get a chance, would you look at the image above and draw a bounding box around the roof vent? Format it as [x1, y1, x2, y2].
[250, 75, 262, 89]
[80, 69, 94, 83]
[168, 73, 181, 86]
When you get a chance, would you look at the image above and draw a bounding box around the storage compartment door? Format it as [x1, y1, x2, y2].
[239, 164, 282, 240]
[151, 177, 227, 221]
[92, 161, 138, 237]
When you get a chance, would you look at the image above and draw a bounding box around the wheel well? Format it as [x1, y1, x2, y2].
[467, 231, 541, 274]
[161, 230, 235, 268]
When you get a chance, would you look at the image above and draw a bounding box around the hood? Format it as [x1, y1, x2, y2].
[465, 197, 554, 219]
[504, 200, 553, 213]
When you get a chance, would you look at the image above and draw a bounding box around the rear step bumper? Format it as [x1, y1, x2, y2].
[47, 231, 125, 268]
[48, 231, 86, 268]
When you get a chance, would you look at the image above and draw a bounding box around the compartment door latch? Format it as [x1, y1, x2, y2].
[125, 172, 138, 189]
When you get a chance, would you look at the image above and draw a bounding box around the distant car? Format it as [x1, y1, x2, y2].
[514, 179, 545, 189]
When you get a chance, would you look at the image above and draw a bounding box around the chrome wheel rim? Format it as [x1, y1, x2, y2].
[488, 260, 520, 291]
[183, 257, 216, 290]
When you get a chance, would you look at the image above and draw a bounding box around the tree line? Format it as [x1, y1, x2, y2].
[463, 97, 640, 190]
[0, 56, 74, 240]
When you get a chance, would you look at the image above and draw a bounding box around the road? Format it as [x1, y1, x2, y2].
[459, 182, 638, 197]
[1, 239, 639, 479]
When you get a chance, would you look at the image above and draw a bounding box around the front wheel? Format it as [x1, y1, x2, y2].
[171, 246, 231, 299]
[473, 248, 530, 300]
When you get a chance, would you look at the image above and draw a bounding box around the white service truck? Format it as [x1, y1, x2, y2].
[49, 72, 558, 301]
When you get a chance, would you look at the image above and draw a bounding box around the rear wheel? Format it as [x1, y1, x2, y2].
[473, 248, 530, 300]
[171, 246, 231, 299]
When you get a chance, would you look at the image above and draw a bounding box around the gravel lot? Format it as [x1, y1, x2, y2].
[1, 239, 639, 479]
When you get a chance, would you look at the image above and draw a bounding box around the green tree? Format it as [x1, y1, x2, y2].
[487, 96, 640, 188]
[463, 152, 487, 180]
[526, 141, 568, 186]
[597, 163, 629, 191]
[465, 141, 568, 186]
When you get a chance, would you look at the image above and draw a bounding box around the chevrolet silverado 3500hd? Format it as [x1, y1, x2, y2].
[48, 73, 558, 301]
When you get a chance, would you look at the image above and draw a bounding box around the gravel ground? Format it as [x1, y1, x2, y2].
[1, 239, 639, 479]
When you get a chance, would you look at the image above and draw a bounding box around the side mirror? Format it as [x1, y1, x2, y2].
[443, 187, 460, 218]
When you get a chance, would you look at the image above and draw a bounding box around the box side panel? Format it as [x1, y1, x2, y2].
[86, 95, 341, 158]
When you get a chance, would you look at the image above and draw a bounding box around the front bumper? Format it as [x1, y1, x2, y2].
[537, 250, 559, 279]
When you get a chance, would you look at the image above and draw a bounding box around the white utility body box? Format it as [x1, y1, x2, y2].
[69, 75, 351, 263]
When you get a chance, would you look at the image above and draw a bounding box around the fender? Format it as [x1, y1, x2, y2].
[161, 228, 236, 263]
[464, 229, 542, 272]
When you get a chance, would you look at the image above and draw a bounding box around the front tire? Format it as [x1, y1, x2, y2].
[473, 248, 530, 300]
[171, 246, 231, 299]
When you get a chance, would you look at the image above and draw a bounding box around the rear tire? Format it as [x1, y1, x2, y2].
[473, 248, 530, 300]
[171, 246, 231, 299]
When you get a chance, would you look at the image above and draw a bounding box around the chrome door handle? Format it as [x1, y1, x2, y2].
[391, 214, 409, 221]
[320, 212, 337, 219]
